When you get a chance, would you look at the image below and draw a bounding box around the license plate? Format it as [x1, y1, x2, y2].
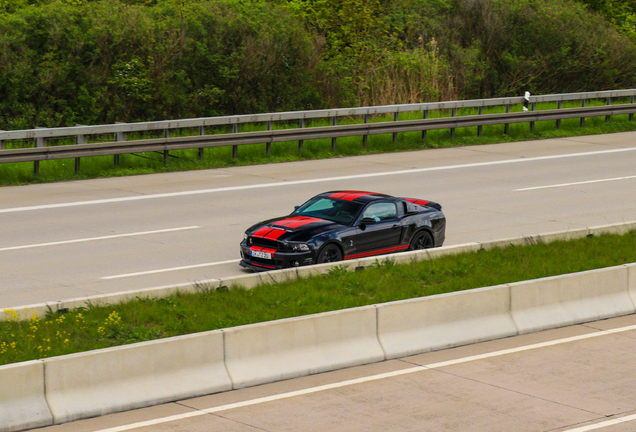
[251, 250, 272, 260]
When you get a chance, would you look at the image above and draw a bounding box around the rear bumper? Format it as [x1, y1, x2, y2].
[433, 217, 446, 247]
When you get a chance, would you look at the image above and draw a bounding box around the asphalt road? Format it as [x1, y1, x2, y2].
[30, 314, 636, 432]
[2, 132, 636, 308]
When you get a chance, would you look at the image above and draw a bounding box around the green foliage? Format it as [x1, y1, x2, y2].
[390, 0, 636, 98]
[578, 0, 636, 39]
[0, 0, 325, 129]
[291, 0, 403, 100]
[1, 0, 636, 129]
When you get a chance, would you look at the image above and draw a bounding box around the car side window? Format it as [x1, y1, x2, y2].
[362, 202, 397, 222]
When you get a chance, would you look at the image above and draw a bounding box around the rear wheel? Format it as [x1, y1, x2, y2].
[409, 231, 434, 250]
[317, 244, 343, 263]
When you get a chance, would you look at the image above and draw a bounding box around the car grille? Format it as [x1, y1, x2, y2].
[250, 237, 280, 249]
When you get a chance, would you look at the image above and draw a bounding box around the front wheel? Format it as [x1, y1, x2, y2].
[409, 231, 434, 250]
[317, 244, 343, 263]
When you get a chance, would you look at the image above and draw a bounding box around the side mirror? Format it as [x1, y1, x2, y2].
[294, 206, 300, 210]
[360, 217, 377, 227]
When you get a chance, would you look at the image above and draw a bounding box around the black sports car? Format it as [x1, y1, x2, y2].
[239, 191, 446, 271]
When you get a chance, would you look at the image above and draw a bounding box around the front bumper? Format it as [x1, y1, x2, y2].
[239, 241, 315, 271]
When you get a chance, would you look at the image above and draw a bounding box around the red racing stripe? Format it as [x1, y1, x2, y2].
[272, 216, 323, 229]
[252, 227, 273, 238]
[329, 191, 378, 201]
[264, 229, 286, 240]
[252, 227, 287, 240]
[251, 263, 276, 269]
[404, 198, 430, 206]
[344, 244, 409, 260]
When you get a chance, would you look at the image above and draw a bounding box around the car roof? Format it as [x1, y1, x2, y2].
[319, 190, 393, 204]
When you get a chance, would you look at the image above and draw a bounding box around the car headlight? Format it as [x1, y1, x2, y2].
[287, 242, 310, 252]
[244, 233, 252, 245]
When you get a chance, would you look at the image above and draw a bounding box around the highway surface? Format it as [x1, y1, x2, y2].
[2, 132, 636, 309]
[5, 131, 636, 432]
[30, 314, 636, 432]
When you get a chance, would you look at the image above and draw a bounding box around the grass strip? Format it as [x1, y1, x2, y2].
[1, 99, 636, 186]
[2, 230, 636, 365]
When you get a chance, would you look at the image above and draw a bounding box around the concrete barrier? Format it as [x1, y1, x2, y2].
[510, 266, 635, 334]
[3, 261, 636, 430]
[224, 306, 384, 389]
[479, 228, 591, 251]
[0, 360, 52, 432]
[44, 330, 231, 424]
[377, 285, 518, 359]
[628, 263, 636, 306]
[589, 221, 636, 236]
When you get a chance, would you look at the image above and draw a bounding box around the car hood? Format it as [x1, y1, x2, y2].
[248, 215, 343, 242]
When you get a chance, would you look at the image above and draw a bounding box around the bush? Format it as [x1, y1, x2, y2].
[0, 0, 326, 129]
[386, 0, 636, 99]
[0, 0, 635, 129]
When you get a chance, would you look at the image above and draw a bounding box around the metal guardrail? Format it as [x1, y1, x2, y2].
[1, 89, 635, 173]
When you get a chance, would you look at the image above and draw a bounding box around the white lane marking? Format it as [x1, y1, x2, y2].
[92, 323, 636, 432]
[515, 175, 636, 191]
[0, 226, 200, 252]
[2, 146, 636, 214]
[101, 259, 241, 279]
[563, 414, 636, 432]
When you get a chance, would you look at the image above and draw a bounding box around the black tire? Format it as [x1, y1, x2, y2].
[409, 231, 434, 251]
[317, 244, 343, 263]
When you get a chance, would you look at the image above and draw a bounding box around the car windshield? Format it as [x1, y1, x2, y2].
[292, 197, 363, 225]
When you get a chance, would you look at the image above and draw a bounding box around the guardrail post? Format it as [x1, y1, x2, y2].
[530, 102, 536, 133]
[450, 108, 456, 139]
[580, 99, 586, 127]
[198, 126, 205, 160]
[392, 112, 398, 144]
[75, 130, 86, 173]
[331, 117, 337, 151]
[362, 114, 369, 150]
[605, 97, 611, 122]
[422, 110, 428, 142]
[163, 129, 170, 166]
[504, 104, 510, 135]
[34, 127, 46, 175]
[631, 96, 635, 122]
[298, 118, 304, 153]
[556, 101, 562, 129]
[232, 123, 238, 159]
[266, 121, 272, 155]
[114, 128, 126, 167]
[477, 106, 483, 137]
[0, 130, 5, 150]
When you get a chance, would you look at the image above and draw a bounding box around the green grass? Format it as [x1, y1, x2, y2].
[2, 230, 636, 365]
[1, 99, 635, 186]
